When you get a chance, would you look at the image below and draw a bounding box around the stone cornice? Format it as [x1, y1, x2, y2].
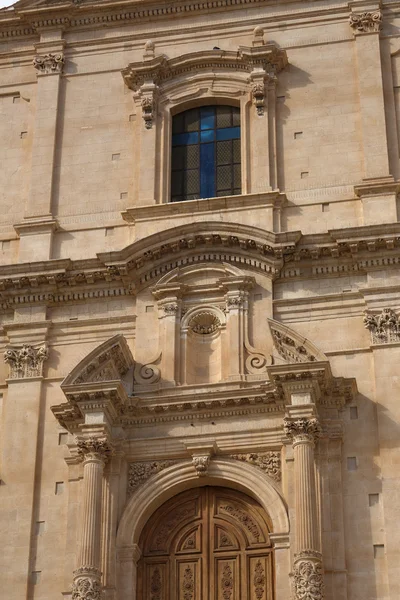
[1, 222, 400, 311]
[0, 0, 388, 40]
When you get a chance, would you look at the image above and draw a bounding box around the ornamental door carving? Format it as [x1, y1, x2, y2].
[137, 486, 273, 600]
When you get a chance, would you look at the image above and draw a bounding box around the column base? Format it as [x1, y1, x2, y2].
[293, 550, 325, 600]
[72, 567, 102, 600]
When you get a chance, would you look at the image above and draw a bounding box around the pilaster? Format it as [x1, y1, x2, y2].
[349, 2, 399, 224]
[283, 386, 325, 600]
[16, 30, 64, 262]
[1, 322, 50, 600]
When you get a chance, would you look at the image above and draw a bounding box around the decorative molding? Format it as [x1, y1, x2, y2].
[128, 460, 178, 494]
[192, 455, 210, 476]
[182, 565, 195, 600]
[220, 504, 260, 540]
[33, 53, 64, 74]
[150, 567, 162, 600]
[4, 343, 48, 379]
[221, 563, 233, 600]
[293, 552, 324, 600]
[254, 560, 266, 600]
[284, 417, 321, 445]
[62, 335, 133, 387]
[230, 452, 281, 482]
[364, 308, 400, 344]
[162, 302, 179, 315]
[269, 320, 324, 364]
[76, 436, 114, 463]
[349, 10, 382, 33]
[122, 45, 287, 95]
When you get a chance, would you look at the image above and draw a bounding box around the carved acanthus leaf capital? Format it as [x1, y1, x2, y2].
[284, 417, 321, 444]
[33, 53, 64, 74]
[363, 308, 400, 344]
[4, 343, 49, 379]
[349, 10, 382, 33]
[76, 436, 114, 463]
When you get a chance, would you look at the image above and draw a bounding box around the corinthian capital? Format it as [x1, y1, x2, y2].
[4, 343, 49, 379]
[76, 436, 114, 463]
[284, 417, 321, 444]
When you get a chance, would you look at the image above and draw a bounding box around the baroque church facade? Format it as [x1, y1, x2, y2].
[0, 0, 400, 599]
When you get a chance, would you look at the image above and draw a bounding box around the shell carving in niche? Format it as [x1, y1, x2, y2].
[188, 311, 221, 334]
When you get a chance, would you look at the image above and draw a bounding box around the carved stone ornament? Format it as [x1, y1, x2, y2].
[141, 93, 156, 129]
[284, 417, 321, 444]
[188, 311, 221, 334]
[270, 326, 317, 363]
[364, 308, 400, 344]
[192, 455, 210, 477]
[251, 82, 265, 116]
[293, 552, 325, 600]
[134, 353, 161, 385]
[33, 53, 64, 74]
[162, 302, 179, 315]
[230, 452, 281, 482]
[4, 343, 49, 379]
[76, 436, 114, 463]
[128, 460, 178, 494]
[72, 567, 102, 600]
[349, 10, 382, 33]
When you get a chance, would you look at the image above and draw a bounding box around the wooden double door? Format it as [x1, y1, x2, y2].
[138, 486, 273, 600]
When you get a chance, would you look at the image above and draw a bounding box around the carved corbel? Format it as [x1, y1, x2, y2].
[186, 441, 217, 477]
[134, 82, 159, 130]
[251, 80, 266, 116]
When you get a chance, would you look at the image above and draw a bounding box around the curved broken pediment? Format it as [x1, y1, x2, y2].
[268, 319, 327, 365]
[61, 335, 133, 387]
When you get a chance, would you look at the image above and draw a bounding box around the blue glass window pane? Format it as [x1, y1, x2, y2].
[200, 142, 215, 198]
[200, 106, 215, 130]
[200, 130, 215, 143]
[216, 126, 240, 141]
[172, 132, 199, 146]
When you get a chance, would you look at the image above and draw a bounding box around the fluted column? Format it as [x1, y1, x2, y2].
[284, 417, 325, 600]
[72, 437, 113, 600]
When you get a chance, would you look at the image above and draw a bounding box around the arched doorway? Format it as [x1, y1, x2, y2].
[137, 486, 274, 600]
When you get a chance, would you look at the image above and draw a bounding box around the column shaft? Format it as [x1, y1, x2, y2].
[294, 440, 319, 552]
[79, 458, 104, 569]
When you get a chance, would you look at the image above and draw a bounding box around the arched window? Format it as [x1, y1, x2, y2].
[171, 105, 241, 202]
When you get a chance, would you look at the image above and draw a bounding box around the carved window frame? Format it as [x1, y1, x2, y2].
[122, 35, 287, 206]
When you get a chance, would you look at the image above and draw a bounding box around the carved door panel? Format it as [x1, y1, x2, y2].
[138, 487, 273, 600]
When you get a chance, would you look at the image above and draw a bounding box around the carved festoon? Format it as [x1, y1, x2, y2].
[230, 452, 281, 481]
[349, 10, 382, 33]
[4, 343, 49, 379]
[33, 53, 64, 74]
[364, 308, 400, 344]
[76, 436, 114, 463]
[284, 417, 321, 444]
[128, 460, 178, 494]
